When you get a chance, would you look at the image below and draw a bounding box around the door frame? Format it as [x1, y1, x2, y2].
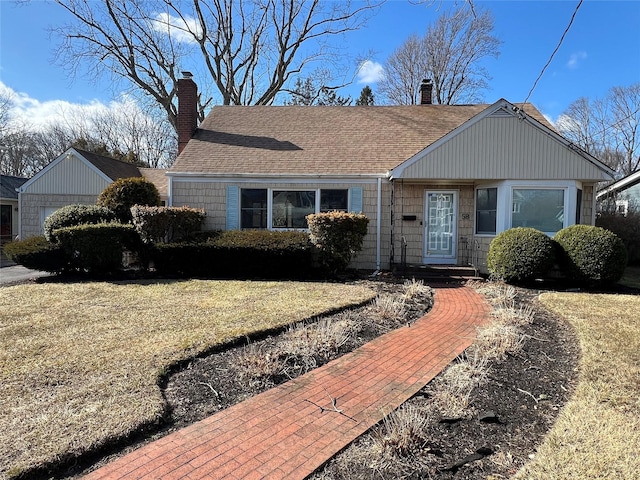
[422, 189, 458, 264]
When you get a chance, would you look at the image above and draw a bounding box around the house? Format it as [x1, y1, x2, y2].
[1, 174, 28, 243]
[17, 148, 168, 239]
[596, 170, 640, 215]
[167, 77, 615, 274]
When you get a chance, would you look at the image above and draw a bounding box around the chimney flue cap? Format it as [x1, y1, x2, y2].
[182, 71, 193, 79]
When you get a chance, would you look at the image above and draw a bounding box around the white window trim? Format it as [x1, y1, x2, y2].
[474, 180, 580, 237]
[239, 187, 352, 231]
[474, 184, 500, 237]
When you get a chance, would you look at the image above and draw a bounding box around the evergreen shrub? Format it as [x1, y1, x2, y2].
[151, 230, 314, 278]
[55, 223, 138, 274]
[596, 211, 640, 265]
[487, 227, 555, 283]
[97, 177, 161, 223]
[43, 204, 116, 242]
[554, 224, 628, 286]
[306, 212, 369, 274]
[130, 205, 206, 243]
[3, 236, 70, 273]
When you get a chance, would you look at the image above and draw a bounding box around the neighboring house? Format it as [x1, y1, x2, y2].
[17, 148, 168, 239]
[1, 175, 28, 243]
[167, 77, 615, 274]
[596, 170, 640, 215]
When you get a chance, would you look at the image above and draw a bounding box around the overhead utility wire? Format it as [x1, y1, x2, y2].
[523, 0, 583, 105]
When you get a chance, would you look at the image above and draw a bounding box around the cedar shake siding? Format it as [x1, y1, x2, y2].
[168, 99, 615, 273]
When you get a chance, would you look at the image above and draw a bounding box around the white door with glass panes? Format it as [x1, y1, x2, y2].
[423, 191, 457, 264]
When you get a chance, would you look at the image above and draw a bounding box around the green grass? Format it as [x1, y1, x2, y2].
[514, 292, 640, 479]
[0, 279, 375, 478]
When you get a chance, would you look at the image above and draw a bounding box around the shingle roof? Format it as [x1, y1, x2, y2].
[0, 175, 28, 200]
[75, 149, 143, 181]
[170, 103, 552, 176]
[140, 168, 169, 198]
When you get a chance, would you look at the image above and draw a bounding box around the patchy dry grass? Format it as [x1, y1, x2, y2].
[0, 279, 375, 479]
[515, 292, 640, 480]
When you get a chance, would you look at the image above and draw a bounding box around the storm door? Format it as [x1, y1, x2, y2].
[423, 191, 457, 264]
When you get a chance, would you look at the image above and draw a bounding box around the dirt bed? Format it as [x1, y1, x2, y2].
[52, 279, 578, 480]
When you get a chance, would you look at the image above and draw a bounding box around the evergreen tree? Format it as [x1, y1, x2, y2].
[356, 86, 375, 106]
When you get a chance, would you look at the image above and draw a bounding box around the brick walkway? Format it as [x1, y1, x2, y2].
[84, 284, 489, 480]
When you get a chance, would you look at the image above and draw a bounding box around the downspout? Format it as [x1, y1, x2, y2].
[17, 189, 22, 239]
[376, 177, 382, 271]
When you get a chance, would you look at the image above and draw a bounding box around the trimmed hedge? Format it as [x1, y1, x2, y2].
[55, 223, 139, 274]
[43, 204, 116, 242]
[487, 227, 555, 283]
[150, 230, 316, 278]
[97, 177, 161, 223]
[3, 236, 70, 273]
[554, 224, 628, 286]
[131, 205, 206, 243]
[596, 211, 640, 265]
[307, 212, 369, 273]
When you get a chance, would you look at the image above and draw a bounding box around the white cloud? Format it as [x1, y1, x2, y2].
[152, 13, 201, 44]
[567, 51, 587, 69]
[0, 81, 152, 133]
[357, 60, 385, 84]
[1, 81, 112, 131]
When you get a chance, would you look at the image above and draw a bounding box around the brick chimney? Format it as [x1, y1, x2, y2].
[177, 72, 198, 155]
[420, 79, 433, 105]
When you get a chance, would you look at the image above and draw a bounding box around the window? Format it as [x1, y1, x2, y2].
[241, 189, 267, 229]
[475, 187, 497, 234]
[237, 188, 351, 230]
[272, 190, 316, 229]
[320, 189, 348, 212]
[512, 189, 564, 233]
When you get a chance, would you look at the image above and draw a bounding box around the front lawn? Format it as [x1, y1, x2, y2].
[515, 292, 640, 479]
[0, 279, 375, 478]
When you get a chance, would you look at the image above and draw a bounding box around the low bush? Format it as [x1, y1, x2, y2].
[307, 211, 369, 274]
[130, 205, 206, 243]
[596, 211, 640, 265]
[55, 223, 139, 274]
[554, 224, 628, 286]
[487, 227, 555, 283]
[43, 204, 116, 242]
[3, 236, 70, 273]
[150, 230, 316, 278]
[97, 177, 161, 223]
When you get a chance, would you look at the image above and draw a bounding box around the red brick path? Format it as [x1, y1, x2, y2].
[84, 285, 489, 480]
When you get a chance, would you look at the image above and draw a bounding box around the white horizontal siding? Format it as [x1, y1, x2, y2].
[24, 155, 110, 195]
[401, 116, 609, 181]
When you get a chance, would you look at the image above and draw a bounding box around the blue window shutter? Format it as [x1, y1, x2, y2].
[226, 186, 240, 230]
[349, 187, 363, 213]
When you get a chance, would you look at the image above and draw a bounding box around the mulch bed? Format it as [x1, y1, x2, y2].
[44, 276, 579, 479]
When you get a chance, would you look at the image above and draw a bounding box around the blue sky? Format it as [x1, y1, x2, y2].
[1, 0, 639, 127]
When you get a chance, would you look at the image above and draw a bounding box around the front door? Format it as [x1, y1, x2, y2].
[423, 191, 457, 264]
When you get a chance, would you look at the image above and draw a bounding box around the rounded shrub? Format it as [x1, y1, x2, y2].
[3, 236, 70, 273]
[55, 223, 139, 274]
[487, 227, 555, 283]
[554, 224, 628, 286]
[43, 204, 116, 242]
[97, 177, 161, 223]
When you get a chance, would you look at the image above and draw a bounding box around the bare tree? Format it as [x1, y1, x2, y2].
[53, 0, 380, 129]
[425, 6, 500, 104]
[285, 76, 352, 106]
[610, 84, 640, 175]
[378, 5, 500, 105]
[378, 34, 428, 105]
[558, 83, 640, 177]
